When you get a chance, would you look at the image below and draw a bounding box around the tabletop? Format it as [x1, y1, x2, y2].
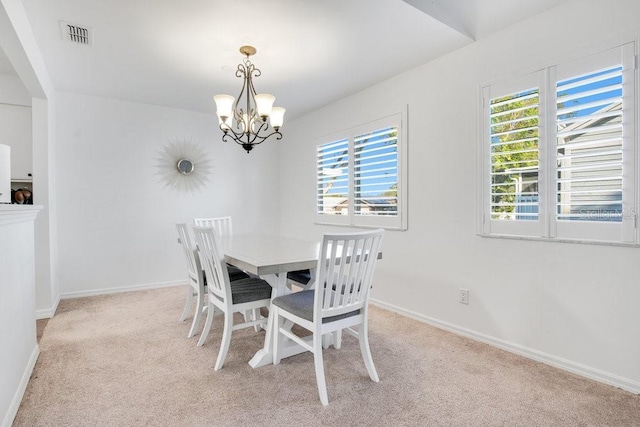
[218, 234, 321, 276]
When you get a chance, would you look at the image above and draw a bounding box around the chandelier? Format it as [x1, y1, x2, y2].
[214, 46, 285, 153]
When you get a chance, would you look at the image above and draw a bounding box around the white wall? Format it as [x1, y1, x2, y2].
[0, 1, 58, 424]
[0, 103, 31, 180]
[33, 97, 58, 317]
[0, 73, 30, 106]
[54, 92, 280, 296]
[0, 0, 59, 323]
[0, 73, 31, 181]
[0, 206, 40, 427]
[278, 0, 640, 392]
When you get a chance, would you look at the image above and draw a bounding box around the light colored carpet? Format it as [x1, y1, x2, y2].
[14, 286, 640, 426]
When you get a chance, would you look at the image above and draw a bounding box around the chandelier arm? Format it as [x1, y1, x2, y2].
[247, 129, 283, 145]
[244, 67, 254, 127]
[247, 120, 269, 143]
[219, 123, 282, 147]
[233, 63, 248, 124]
[246, 63, 261, 125]
[247, 64, 260, 97]
[219, 124, 245, 143]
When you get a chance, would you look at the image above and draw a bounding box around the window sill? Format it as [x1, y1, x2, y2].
[478, 232, 638, 248]
[314, 220, 407, 232]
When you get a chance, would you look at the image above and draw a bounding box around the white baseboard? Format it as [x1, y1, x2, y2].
[2, 344, 39, 427]
[370, 298, 640, 396]
[60, 280, 185, 300]
[36, 294, 60, 320]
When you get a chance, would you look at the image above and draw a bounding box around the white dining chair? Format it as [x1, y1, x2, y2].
[193, 216, 248, 279]
[194, 216, 262, 330]
[176, 222, 251, 340]
[193, 216, 232, 236]
[176, 223, 207, 339]
[193, 225, 273, 370]
[272, 229, 384, 406]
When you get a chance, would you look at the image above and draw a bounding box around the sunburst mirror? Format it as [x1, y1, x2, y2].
[155, 139, 213, 193]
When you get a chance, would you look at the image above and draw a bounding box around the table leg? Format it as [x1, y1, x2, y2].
[249, 272, 306, 368]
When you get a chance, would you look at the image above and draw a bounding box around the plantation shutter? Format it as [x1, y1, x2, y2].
[353, 126, 398, 217]
[316, 111, 407, 230]
[555, 66, 623, 222]
[316, 138, 350, 216]
[489, 88, 540, 221]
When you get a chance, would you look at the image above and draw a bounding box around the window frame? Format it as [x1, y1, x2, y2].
[478, 42, 637, 245]
[315, 109, 408, 231]
[480, 71, 548, 239]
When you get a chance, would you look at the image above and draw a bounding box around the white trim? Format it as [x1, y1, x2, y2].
[478, 231, 640, 248]
[1, 344, 39, 427]
[370, 298, 640, 396]
[0, 205, 42, 226]
[60, 279, 185, 300]
[637, 46, 640, 245]
[480, 72, 545, 238]
[36, 293, 60, 319]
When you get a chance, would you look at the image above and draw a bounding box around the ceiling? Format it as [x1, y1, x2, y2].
[11, 0, 570, 120]
[0, 47, 16, 75]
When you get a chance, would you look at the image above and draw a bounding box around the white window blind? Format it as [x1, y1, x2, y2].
[354, 126, 398, 217]
[316, 138, 349, 216]
[556, 66, 623, 222]
[315, 110, 407, 230]
[480, 42, 636, 245]
[489, 88, 540, 221]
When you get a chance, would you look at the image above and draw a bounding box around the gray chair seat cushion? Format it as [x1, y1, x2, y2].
[272, 290, 360, 323]
[287, 269, 312, 285]
[203, 267, 250, 288]
[229, 277, 272, 304]
[227, 264, 250, 281]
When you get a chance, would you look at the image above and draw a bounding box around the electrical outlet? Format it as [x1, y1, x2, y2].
[459, 288, 469, 305]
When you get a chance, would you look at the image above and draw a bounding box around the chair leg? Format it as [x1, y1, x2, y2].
[214, 311, 234, 371]
[188, 289, 205, 338]
[334, 329, 342, 349]
[197, 302, 214, 347]
[179, 286, 193, 322]
[252, 308, 261, 332]
[313, 333, 329, 406]
[322, 333, 331, 349]
[273, 308, 282, 365]
[358, 321, 379, 383]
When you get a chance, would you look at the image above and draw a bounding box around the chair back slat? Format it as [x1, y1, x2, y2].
[176, 223, 199, 282]
[193, 226, 231, 303]
[315, 229, 384, 320]
[193, 217, 233, 236]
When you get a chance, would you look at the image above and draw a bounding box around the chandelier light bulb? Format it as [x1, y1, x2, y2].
[255, 94, 275, 120]
[270, 107, 286, 130]
[218, 115, 232, 131]
[214, 94, 234, 119]
[241, 113, 250, 134]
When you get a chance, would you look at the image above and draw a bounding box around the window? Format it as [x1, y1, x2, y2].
[489, 86, 541, 222]
[316, 111, 407, 230]
[480, 43, 636, 244]
[556, 66, 623, 223]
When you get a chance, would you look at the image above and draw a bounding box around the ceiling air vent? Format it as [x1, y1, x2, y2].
[60, 21, 92, 46]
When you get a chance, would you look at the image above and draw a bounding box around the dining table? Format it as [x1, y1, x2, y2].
[217, 233, 321, 368]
